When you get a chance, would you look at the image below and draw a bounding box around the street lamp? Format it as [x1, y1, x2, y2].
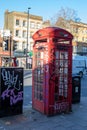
[10, 32, 12, 60]
[26, 7, 31, 69]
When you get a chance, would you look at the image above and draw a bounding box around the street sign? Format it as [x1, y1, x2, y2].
[28, 51, 33, 57]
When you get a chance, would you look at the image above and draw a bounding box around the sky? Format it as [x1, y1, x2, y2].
[0, 0, 87, 29]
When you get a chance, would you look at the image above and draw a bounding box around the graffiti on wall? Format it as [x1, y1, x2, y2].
[1, 68, 21, 90]
[50, 102, 69, 111]
[1, 89, 23, 105]
[1, 68, 23, 106]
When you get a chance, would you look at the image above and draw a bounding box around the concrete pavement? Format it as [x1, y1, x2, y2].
[0, 72, 87, 130]
[0, 98, 87, 130]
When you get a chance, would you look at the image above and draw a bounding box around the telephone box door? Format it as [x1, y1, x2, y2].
[49, 44, 72, 114]
[32, 44, 46, 113]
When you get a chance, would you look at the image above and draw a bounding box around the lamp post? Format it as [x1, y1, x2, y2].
[8, 31, 12, 67]
[26, 7, 31, 69]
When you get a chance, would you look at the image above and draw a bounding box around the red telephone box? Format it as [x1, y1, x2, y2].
[32, 27, 73, 116]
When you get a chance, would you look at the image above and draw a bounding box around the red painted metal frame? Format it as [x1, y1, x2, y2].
[32, 27, 73, 116]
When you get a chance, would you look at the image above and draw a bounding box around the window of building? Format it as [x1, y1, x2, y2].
[75, 28, 78, 33]
[73, 27, 78, 33]
[82, 37, 84, 41]
[85, 38, 87, 42]
[23, 20, 26, 27]
[83, 30, 85, 34]
[22, 42, 26, 49]
[82, 29, 85, 34]
[77, 36, 78, 41]
[30, 42, 33, 50]
[16, 19, 20, 26]
[36, 23, 41, 29]
[15, 30, 19, 37]
[82, 47, 87, 52]
[30, 32, 34, 38]
[13, 41, 18, 51]
[30, 22, 35, 29]
[0, 43, 2, 47]
[74, 36, 78, 41]
[73, 46, 77, 54]
[22, 30, 26, 38]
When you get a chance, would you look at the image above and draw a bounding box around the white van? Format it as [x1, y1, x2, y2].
[72, 54, 87, 77]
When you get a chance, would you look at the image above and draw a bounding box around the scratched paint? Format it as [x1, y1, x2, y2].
[50, 102, 69, 111]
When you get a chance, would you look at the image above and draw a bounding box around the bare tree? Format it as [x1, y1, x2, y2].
[50, 7, 81, 30]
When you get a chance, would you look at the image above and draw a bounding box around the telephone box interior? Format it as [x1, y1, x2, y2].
[32, 27, 73, 116]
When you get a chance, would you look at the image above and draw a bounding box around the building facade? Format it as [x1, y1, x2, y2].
[4, 10, 87, 68]
[4, 10, 50, 68]
[69, 21, 87, 55]
[4, 10, 44, 52]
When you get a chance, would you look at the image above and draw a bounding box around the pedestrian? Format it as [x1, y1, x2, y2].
[12, 57, 18, 67]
